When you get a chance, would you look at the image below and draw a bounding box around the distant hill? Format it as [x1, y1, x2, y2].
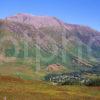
[0, 13, 100, 78]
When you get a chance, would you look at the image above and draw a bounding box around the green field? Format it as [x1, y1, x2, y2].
[0, 76, 100, 100]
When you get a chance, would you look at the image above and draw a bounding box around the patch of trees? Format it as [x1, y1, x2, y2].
[84, 78, 100, 86]
[44, 72, 100, 86]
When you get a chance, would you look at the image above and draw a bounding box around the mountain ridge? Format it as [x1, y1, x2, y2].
[0, 13, 100, 77]
[4, 13, 100, 32]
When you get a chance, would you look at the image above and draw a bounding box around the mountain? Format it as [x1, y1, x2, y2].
[0, 13, 100, 79]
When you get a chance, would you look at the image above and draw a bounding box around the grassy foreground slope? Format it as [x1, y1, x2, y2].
[0, 76, 100, 100]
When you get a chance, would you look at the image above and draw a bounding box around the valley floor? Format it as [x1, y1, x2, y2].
[0, 76, 100, 100]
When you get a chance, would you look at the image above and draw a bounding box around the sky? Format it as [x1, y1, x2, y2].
[0, 0, 100, 31]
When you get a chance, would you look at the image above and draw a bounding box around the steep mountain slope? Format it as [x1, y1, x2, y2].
[0, 13, 100, 78]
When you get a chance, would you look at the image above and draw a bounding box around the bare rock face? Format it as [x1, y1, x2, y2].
[47, 64, 65, 72]
[6, 13, 62, 28]
[5, 13, 100, 47]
